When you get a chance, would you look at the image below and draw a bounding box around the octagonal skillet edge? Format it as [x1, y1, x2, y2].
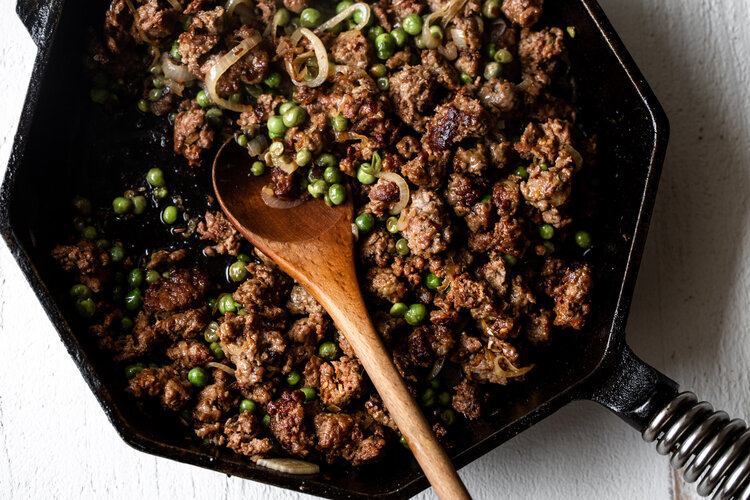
[5, 0, 749, 499]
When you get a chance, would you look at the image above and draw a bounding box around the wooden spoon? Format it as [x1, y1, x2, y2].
[213, 141, 471, 500]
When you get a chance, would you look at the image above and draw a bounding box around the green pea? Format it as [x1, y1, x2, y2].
[315, 153, 338, 169]
[82, 226, 97, 240]
[237, 307, 248, 316]
[575, 230, 592, 248]
[460, 73, 473, 84]
[480, 194, 492, 204]
[148, 88, 162, 102]
[540, 162, 549, 171]
[209, 342, 225, 360]
[90, 88, 109, 104]
[494, 48, 513, 64]
[482, 0, 501, 18]
[328, 184, 346, 205]
[147, 167, 165, 187]
[438, 391, 451, 407]
[125, 363, 144, 380]
[117, 316, 133, 333]
[367, 26, 385, 42]
[441, 408, 457, 426]
[235, 134, 248, 147]
[429, 378, 441, 389]
[300, 8, 322, 28]
[355, 213, 375, 233]
[237, 253, 251, 263]
[323, 166, 343, 184]
[336, 0, 353, 14]
[70, 284, 92, 300]
[567, 26, 576, 38]
[486, 42, 497, 60]
[375, 33, 396, 59]
[127, 268, 144, 288]
[251, 161, 266, 176]
[124, 289, 142, 311]
[187, 367, 209, 387]
[308, 168, 322, 183]
[402, 14, 422, 35]
[96, 239, 110, 250]
[286, 370, 301, 386]
[267, 115, 287, 137]
[382, 217, 398, 234]
[153, 187, 168, 199]
[145, 270, 161, 285]
[514, 165, 529, 180]
[357, 164, 376, 185]
[391, 27, 407, 47]
[137, 99, 149, 113]
[420, 387, 436, 407]
[404, 303, 426, 326]
[389, 302, 408, 318]
[229, 261, 248, 282]
[399, 434, 410, 449]
[543, 240, 555, 254]
[279, 102, 296, 115]
[109, 245, 125, 262]
[239, 399, 257, 413]
[332, 113, 348, 132]
[370, 64, 387, 78]
[274, 7, 291, 27]
[502, 253, 518, 266]
[196, 90, 211, 108]
[181, 14, 192, 30]
[112, 196, 132, 215]
[308, 179, 328, 199]
[261, 414, 272, 428]
[283, 106, 306, 128]
[170, 40, 181, 60]
[396, 238, 410, 255]
[318, 341, 338, 361]
[205, 107, 223, 129]
[484, 62, 501, 80]
[162, 206, 178, 224]
[376, 76, 390, 91]
[429, 25, 443, 41]
[300, 387, 317, 402]
[539, 224, 554, 240]
[204, 321, 220, 343]
[218, 293, 237, 314]
[425, 273, 443, 290]
[270, 141, 284, 156]
[264, 71, 281, 89]
[131, 195, 147, 215]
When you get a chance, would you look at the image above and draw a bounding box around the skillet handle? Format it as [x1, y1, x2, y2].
[16, 0, 63, 47]
[591, 345, 750, 498]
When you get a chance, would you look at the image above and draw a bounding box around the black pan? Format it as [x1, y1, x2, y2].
[4, 0, 748, 498]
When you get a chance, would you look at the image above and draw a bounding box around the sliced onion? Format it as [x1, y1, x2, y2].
[247, 135, 268, 156]
[164, 79, 185, 97]
[161, 53, 195, 83]
[421, 13, 442, 49]
[396, 210, 410, 231]
[334, 130, 369, 143]
[488, 349, 534, 379]
[124, 0, 157, 46]
[205, 33, 262, 112]
[226, 0, 254, 25]
[285, 28, 329, 88]
[438, 41, 457, 61]
[427, 358, 445, 380]
[206, 361, 236, 376]
[351, 223, 359, 241]
[256, 458, 320, 475]
[450, 28, 468, 49]
[261, 185, 305, 209]
[440, 0, 470, 27]
[166, 0, 182, 10]
[376, 172, 409, 215]
[421, 0, 470, 49]
[316, 3, 371, 33]
[564, 144, 584, 170]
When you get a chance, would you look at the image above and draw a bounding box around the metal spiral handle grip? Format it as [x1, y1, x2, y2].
[642, 392, 750, 499]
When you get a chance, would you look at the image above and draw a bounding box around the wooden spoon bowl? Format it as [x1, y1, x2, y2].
[213, 140, 471, 500]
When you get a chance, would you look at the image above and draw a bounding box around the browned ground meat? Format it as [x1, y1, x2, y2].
[72, 0, 594, 469]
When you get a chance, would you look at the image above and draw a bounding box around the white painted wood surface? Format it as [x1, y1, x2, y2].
[1, 0, 749, 498]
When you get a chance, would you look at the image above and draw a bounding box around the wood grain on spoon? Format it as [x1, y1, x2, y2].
[213, 141, 471, 500]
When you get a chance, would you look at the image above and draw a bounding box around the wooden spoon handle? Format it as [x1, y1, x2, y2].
[321, 293, 472, 500]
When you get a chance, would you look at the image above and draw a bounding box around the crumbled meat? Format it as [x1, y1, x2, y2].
[143, 268, 211, 313]
[196, 210, 242, 256]
[425, 91, 486, 151]
[317, 356, 365, 408]
[401, 189, 453, 257]
[127, 365, 192, 411]
[452, 379, 485, 420]
[518, 27, 565, 97]
[502, 0, 543, 27]
[177, 7, 224, 78]
[388, 66, 437, 132]
[51, 239, 110, 293]
[173, 99, 214, 167]
[144, 249, 187, 269]
[135, 0, 178, 43]
[225, 411, 274, 457]
[267, 390, 314, 457]
[358, 229, 397, 267]
[331, 31, 372, 70]
[368, 178, 400, 217]
[364, 267, 407, 303]
[283, 0, 309, 13]
[542, 260, 593, 329]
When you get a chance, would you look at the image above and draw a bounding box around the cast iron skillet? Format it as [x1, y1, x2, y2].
[4, 0, 749, 498]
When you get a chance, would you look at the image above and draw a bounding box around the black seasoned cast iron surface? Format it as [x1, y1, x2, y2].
[2, 0, 670, 498]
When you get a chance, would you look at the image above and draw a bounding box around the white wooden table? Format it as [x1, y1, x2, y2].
[1, 1, 748, 498]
